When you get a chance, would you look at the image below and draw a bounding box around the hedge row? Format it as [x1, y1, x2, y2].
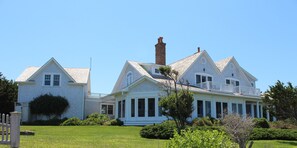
[250, 128, 297, 140]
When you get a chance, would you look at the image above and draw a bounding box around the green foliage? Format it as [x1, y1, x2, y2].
[81, 113, 110, 125]
[263, 81, 297, 121]
[60, 117, 82, 126]
[159, 66, 194, 133]
[250, 128, 297, 140]
[166, 129, 235, 148]
[22, 117, 67, 125]
[0, 72, 18, 114]
[253, 118, 270, 128]
[110, 118, 124, 126]
[140, 122, 176, 139]
[192, 117, 216, 126]
[29, 94, 69, 118]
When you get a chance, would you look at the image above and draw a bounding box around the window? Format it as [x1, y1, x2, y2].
[118, 101, 121, 118]
[232, 103, 237, 113]
[126, 72, 133, 86]
[101, 104, 113, 115]
[138, 99, 145, 117]
[216, 102, 222, 118]
[223, 102, 228, 116]
[238, 104, 243, 115]
[196, 74, 212, 88]
[226, 78, 239, 86]
[197, 100, 203, 117]
[155, 68, 160, 74]
[44, 74, 51, 86]
[53, 75, 60, 86]
[131, 99, 135, 117]
[148, 98, 155, 117]
[122, 100, 125, 118]
[205, 101, 211, 117]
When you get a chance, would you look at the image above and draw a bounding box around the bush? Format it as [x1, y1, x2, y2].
[253, 118, 270, 128]
[110, 119, 124, 126]
[81, 113, 110, 125]
[29, 94, 69, 119]
[167, 129, 235, 148]
[60, 117, 82, 126]
[22, 117, 67, 125]
[270, 120, 297, 129]
[140, 122, 176, 139]
[192, 117, 214, 126]
[250, 128, 297, 140]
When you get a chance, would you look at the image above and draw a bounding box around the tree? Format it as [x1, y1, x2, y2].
[159, 66, 194, 133]
[263, 80, 297, 121]
[0, 72, 18, 114]
[222, 114, 255, 148]
[29, 94, 69, 119]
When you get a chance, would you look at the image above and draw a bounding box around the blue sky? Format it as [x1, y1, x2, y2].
[1, 0, 296, 94]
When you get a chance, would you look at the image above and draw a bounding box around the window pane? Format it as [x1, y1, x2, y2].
[131, 99, 135, 117]
[238, 104, 243, 115]
[202, 76, 206, 82]
[138, 99, 145, 117]
[101, 105, 107, 114]
[196, 75, 201, 84]
[44, 75, 51, 86]
[254, 105, 257, 118]
[208, 77, 212, 82]
[223, 102, 228, 116]
[118, 101, 121, 118]
[205, 101, 211, 117]
[108, 105, 113, 115]
[148, 98, 155, 117]
[232, 103, 237, 113]
[197, 100, 203, 117]
[226, 79, 230, 85]
[53, 75, 60, 86]
[236, 81, 240, 86]
[216, 102, 221, 118]
[246, 104, 251, 116]
[158, 98, 162, 117]
[122, 100, 125, 118]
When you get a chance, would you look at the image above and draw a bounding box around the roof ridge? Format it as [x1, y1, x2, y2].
[169, 52, 200, 65]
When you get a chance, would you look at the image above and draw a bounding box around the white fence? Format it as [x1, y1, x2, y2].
[0, 112, 21, 148]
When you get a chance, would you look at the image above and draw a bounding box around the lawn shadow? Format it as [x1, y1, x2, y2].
[278, 141, 297, 146]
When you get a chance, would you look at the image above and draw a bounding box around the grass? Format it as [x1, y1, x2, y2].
[0, 126, 297, 147]
[0, 126, 166, 148]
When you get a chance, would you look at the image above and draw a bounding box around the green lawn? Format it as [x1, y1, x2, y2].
[0, 126, 297, 148]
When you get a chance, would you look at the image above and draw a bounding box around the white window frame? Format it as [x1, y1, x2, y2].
[126, 71, 133, 86]
[195, 73, 213, 87]
[101, 104, 114, 115]
[225, 78, 240, 86]
[151, 66, 161, 75]
[43, 73, 61, 87]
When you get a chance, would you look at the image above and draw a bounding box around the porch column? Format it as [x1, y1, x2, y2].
[145, 98, 148, 117]
[135, 98, 138, 117]
[211, 100, 216, 118]
[266, 110, 270, 121]
[242, 101, 246, 118]
[227, 100, 232, 115]
[115, 97, 118, 118]
[203, 100, 206, 117]
[192, 98, 198, 119]
[126, 98, 131, 120]
[251, 104, 254, 118]
[155, 97, 158, 117]
[260, 104, 263, 118]
[256, 101, 260, 118]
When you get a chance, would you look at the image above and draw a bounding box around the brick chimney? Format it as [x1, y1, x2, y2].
[198, 47, 201, 53]
[155, 37, 166, 65]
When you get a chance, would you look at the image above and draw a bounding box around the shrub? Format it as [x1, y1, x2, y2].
[81, 113, 110, 125]
[140, 122, 175, 139]
[270, 120, 297, 129]
[22, 117, 67, 125]
[60, 117, 82, 126]
[253, 118, 270, 128]
[29, 94, 69, 119]
[167, 129, 235, 148]
[250, 128, 297, 140]
[110, 119, 124, 126]
[192, 117, 214, 126]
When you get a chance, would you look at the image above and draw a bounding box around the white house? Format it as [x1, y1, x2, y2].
[111, 37, 262, 125]
[15, 58, 115, 122]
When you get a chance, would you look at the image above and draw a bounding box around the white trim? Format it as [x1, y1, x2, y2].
[42, 73, 61, 87]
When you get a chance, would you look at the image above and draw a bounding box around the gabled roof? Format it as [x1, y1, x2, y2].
[16, 58, 90, 84]
[215, 56, 257, 81]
